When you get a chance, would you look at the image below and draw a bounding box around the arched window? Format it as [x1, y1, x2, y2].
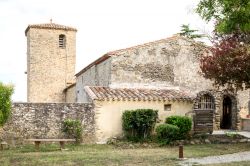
[197, 94, 215, 110]
[59, 34, 66, 48]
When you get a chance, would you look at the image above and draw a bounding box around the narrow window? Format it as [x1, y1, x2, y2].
[59, 34, 66, 48]
[164, 104, 171, 111]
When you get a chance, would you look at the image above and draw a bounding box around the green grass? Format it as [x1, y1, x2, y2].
[1, 143, 250, 166]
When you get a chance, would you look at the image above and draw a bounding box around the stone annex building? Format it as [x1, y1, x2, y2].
[1, 22, 250, 143]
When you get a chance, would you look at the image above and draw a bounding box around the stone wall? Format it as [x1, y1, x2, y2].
[76, 58, 111, 102]
[65, 84, 76, 102]
[237, 89, 250, 115]
[242, 118, 250, 131]
[26, 28, 76, 102]
[110, 37, 213, 93]
[0, 103, 95, 144]
[193, 90, 241, 131]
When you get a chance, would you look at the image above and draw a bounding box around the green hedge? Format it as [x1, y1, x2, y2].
[165, 116, 192, 139]
[156, 124, 180, 144]
[0, 82, 14, 126]
[122, 109, 158, 141]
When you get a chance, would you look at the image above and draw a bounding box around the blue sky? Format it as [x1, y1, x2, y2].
[0, 0, 213, 101]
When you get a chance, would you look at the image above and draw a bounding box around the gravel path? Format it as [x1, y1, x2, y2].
[179, 151, 250, 165]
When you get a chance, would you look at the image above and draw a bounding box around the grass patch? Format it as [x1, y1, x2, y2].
[1, 143, 250, 165]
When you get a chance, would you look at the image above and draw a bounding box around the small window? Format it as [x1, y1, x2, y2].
[59, 34, 66, 48]
[164, 104, 171, 111]
[197, 94, 215, 110]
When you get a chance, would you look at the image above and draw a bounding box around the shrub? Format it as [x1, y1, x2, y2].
[122, 109, 158, 141]
[0, 82, 14, 126]
[165, 116, 192, 139]
[62, 119, 83, 143]
[156, 124, 180, 144]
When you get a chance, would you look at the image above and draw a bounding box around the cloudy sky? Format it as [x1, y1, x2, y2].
[0, 0, 213, 102]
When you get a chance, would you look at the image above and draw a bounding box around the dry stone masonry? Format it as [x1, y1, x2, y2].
[26, 23, 77, 102]
[0, 103, 95, 144]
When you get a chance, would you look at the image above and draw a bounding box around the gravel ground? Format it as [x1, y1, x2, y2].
[179, 151, 250, 165]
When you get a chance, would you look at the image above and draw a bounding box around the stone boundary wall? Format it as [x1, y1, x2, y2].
[0, 103, 95, 145]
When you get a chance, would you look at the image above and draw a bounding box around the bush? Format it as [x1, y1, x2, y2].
[165, 116, 192, 139]
[156, 124, 180, 144]
[0, 82, 14, 126]
[122, 109, 158, 141]
[62, 119, 83, 143]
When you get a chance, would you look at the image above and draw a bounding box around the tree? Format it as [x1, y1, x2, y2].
[200, 36, 250, 90]
[179, 24, 204, 39]
[196, 0, 250, 89]
[0, 82, 14, 126]
[196, 0, 250, 34]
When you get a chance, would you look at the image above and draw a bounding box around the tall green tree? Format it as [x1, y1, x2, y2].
[179, 24, 204, 39]
[0, 82, 14, 126]
[196, 0, 250, 34]
[196, 0, 250, 90]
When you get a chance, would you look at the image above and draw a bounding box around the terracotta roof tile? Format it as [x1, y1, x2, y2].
[25, 23, 77, 35]
[84, 86, 194, 102]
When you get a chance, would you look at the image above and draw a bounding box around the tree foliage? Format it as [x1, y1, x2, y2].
[201, 35, 250, 89]
[0, 82, 14, 126]
[196, 0, 250, 34]
[179, 24, 204, 39]
[196, 0, 250, 89]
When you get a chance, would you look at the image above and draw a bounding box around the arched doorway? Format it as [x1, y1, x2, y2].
[220, 96, 232, 129]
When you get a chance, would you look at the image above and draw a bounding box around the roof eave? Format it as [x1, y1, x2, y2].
[75, 54, 111, 77]
[25, 25, 77, 36]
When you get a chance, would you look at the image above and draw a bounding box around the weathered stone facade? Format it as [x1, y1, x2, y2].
[76, 36, 213, 102]
[110, 37, 213, 92]
[0, 103, 95, 144]
[193, 90, 241, 130]
[75, 35, 249, 131]
[26, 24, 77, 102]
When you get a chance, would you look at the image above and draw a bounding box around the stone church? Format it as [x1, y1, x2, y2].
[1, 22, 249, 143]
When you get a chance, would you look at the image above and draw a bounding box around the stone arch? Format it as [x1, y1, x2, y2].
[220, 90, 239, 130]
[193, 91, 216, 133]
[193, 90, 240, 131]
[193, 91, 215, 111]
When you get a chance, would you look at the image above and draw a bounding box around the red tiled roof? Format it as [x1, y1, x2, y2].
[84, 86, 194, 102]
[25, 23, 77, 35]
